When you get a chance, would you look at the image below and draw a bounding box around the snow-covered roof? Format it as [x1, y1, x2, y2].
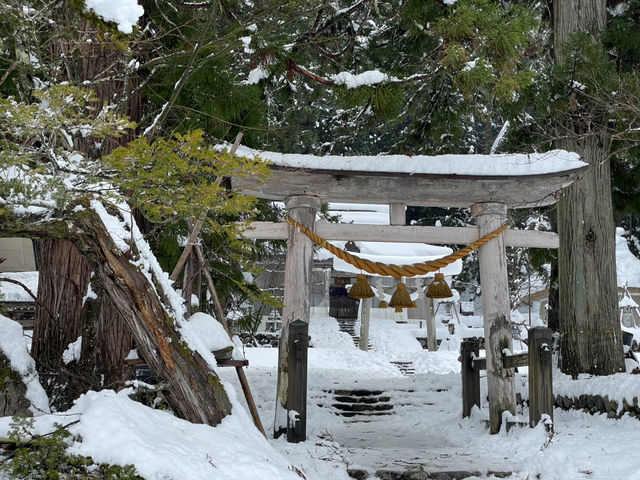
[232, 146, 585, 177]
[228, 146, 587, 208]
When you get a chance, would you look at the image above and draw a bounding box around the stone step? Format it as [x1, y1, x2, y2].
[332, 402, 394, 412]
[334, 395, 392, 404]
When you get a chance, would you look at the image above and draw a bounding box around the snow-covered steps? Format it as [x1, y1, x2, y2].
[390, 361, 415, 376]
[348, 468, 513, 479]
[320, 388, 395, 421]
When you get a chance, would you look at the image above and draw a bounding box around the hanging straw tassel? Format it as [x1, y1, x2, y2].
[426, 273, 453, 299]
[394, 306, 403, 313]
[389, 282, 413, 309]
[378, 300, 389, 309]
[348, 274, 375, 299]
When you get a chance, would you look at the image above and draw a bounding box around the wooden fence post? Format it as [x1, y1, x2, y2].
[359, 295, 371, 352]
[287, 319, 308, 443]
[528, 327, 554, 429]
[461, 338, 481, 417]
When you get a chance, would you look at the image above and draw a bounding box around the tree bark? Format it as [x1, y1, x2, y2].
[69, 211, 232, 424]
[32, 239, 91, 410]
[554, 0, 625, 376]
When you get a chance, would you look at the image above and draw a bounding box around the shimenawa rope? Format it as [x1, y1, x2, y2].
[286, 216, 508, 278]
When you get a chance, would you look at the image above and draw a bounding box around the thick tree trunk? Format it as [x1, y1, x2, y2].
[70, 212, 231, 424]
[557, 136, 624, 375]
[554, 0, 625, 376]
[32, 239, 91, 410]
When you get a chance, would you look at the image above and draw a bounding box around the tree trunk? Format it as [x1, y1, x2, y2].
[554, 0, 624, 376]
[557, 136, 624, 375]
[32, 239, 91, 410]
[70, 211, 232, 424]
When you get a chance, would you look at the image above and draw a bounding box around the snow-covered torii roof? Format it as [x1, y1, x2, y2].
[229, 146, 588, 208]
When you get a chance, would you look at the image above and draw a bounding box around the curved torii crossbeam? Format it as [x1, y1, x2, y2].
[228, 145, 587, 437]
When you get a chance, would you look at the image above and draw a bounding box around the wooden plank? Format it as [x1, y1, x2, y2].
[473, 357, 487, 371]
[528, 327, 554, 429]
[287, 319, 308, 443]
[216, 359, 249, 367]
[502, 352, 529, 369]
[461, 339, 482, 417]
[239, 222, 559, 249]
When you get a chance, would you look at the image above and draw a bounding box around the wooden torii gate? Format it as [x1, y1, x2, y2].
[230, 147, 587, 436]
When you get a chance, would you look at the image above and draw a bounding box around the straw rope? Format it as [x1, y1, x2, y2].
[286, 217, 508, 278]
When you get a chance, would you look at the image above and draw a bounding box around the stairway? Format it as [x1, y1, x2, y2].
[391, 361, 416, 376]
[337, 318, 375, 349]
[322, 388, 395, 422]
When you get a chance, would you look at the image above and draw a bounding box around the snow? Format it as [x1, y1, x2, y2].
[616, 227, 640, 287]
[185, 312, 234, 353]
[0, 314, 49, 414]
[84, 0, 144, 34]
[62, 336, 82, 365]
[0, 271, 38, 302]
[331, 70, 391, 89]
[244, 66, 270, 85]
[225, 145, 586, 176]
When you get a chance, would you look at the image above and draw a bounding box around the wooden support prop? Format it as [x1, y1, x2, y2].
[461, 338, 482, 417]
[287, 319, 308, 443]
[528, 327, 554, 429]
[194, 243, 267, 438]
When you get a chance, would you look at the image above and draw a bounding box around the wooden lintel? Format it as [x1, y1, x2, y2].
[239, 221, 559, 249]
[502, 352, 529, 369]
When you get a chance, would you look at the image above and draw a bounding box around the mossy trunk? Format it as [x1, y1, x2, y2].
[0, 352, 31, 417]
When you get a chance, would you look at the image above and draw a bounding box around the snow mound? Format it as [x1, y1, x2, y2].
[0, 314, 49, 414]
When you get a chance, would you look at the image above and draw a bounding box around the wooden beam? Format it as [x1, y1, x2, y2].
[239, 222, 559, 249]
[502, 352, 529, 369]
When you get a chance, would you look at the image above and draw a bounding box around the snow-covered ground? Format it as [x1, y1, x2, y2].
[3, 306, 640, 480]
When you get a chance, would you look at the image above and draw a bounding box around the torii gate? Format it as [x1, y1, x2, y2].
[230, 146, 587, 436]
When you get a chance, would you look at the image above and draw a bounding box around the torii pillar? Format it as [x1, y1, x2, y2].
[472, 202, 516, 433]
[274, 195, 321, 439]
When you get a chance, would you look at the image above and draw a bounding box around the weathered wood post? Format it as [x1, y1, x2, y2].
[472, 202, 516, 433]
[287, 319, 308, 442]
[461, 338, 481, 417]
[425, 278, 437, 351]
[359, 293, 371, 352]
[274, 195, 320, 438]
[528, 327, 554, 429]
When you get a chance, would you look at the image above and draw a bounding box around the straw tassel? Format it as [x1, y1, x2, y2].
[426, 273, 453, 299]
[389, 283, 413, 309]
[348, 274, 375, 299]
[378, 300, 389, 309]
